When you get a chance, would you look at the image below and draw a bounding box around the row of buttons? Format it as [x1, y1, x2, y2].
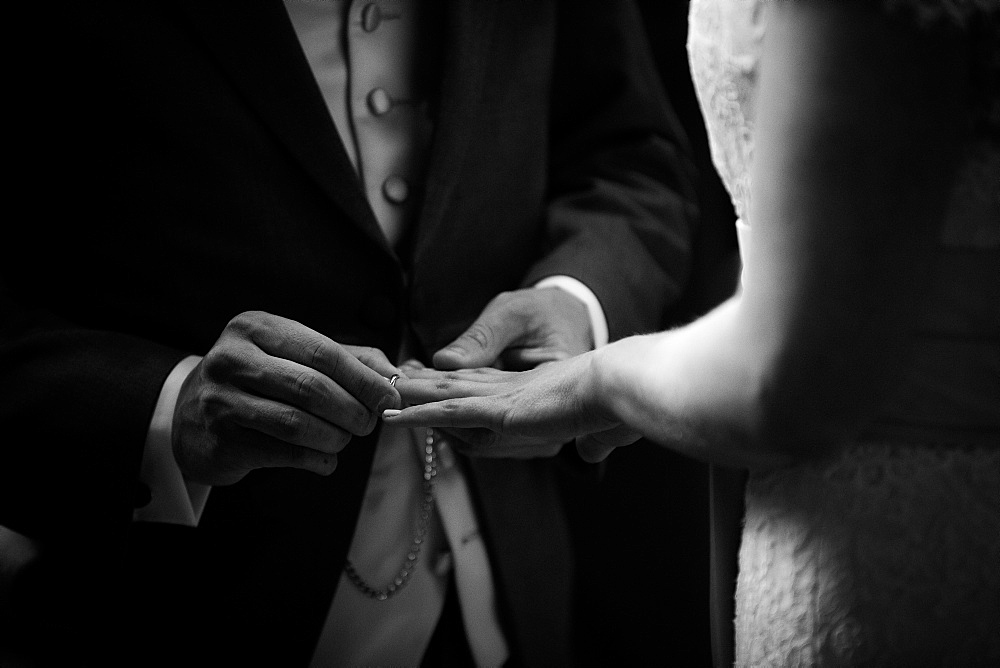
[356, 0, 458, 592]
[360, 3, 410, 207]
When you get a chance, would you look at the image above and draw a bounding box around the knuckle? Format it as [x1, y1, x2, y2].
[275, 407, 306, 440]
[356, 373, 385, 409]
[301, 336, 329, 370]
[439, 400, 467, 428]
[292, 370, 318, 403]
[321, 342, 343, 376]
[463, 322, 494, 350]
[228, 311, 262, 336]
[353, 346, 386, 367]
[201, 347, 229, 378]
[203, 344, 248, 382]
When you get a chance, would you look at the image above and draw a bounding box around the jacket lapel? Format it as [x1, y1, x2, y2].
[174, 0, 389, 253]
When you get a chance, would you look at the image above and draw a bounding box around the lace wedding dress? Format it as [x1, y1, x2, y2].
[687, 1, 1000, 665]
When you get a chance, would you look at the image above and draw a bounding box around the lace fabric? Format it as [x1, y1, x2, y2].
[736, 443, 1000, 666]
[687, 0, 1000, 664]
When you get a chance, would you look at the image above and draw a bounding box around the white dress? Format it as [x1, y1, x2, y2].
[687, 1, 1000, 665]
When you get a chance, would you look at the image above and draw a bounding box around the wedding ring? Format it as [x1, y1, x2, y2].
[388, 374, 400, 387]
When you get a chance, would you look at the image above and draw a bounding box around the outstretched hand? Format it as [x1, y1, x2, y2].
[414, 286, 608, 458]
[172, 311, 402, 485]
[384, 355, 643, 462]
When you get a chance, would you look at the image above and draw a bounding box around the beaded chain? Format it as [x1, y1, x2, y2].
[344, 428, 439, 601]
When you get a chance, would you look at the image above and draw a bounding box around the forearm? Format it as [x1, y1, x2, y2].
[591, 297, 788, 469]
[599, 0, 971, 470]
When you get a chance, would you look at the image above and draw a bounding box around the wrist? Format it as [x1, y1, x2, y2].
[534, 276, 608, 349]
[590, 333, 664, 428]
[587, 345, 623, 426]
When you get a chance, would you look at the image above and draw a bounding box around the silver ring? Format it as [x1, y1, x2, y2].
[388, 374, 400, 387]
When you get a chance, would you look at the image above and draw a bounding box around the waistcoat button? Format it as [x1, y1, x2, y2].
[367, 88, 392, 116]
[361, 3, 382, 32]
[382, 175, 410, 204]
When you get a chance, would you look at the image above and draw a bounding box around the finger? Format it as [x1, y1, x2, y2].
[229, 354, 380, 436]
[398, 359, 425, 374]
[230, 312, 400, 416]
[229, 426, 340, 477]
[343, 344, 402, 379]
[381, 398, 497, 431]
[397, 366, 506, 382]
[393, 372, 502, 405]
[433, 295, 522, 370]
[227, 393, 353, 455]
[203, 336, 384, 436]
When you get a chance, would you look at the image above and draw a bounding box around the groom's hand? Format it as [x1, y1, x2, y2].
[172, 311, 402, 486]
[427, 287, 593, 458]
[433, 287, 593, 372]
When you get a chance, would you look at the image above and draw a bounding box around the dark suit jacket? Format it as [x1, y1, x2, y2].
[1, 1, 697, 665]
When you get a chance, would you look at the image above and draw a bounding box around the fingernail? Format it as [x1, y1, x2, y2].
[382, 409, 401, 419]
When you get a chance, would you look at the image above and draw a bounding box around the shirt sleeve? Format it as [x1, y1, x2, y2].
[133, 355, 211, 527]
[534, 275, 610, 348]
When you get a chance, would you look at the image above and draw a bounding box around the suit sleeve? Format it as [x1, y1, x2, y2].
[522, 0, 699, 341]
[0, 6, 196, 541]
[0, 280, 188, 542]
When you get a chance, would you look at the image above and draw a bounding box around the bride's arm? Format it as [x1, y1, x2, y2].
[590, 0, 968, 467]
[387, 0, 970, 469]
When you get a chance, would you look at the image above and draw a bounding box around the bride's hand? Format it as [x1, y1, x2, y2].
[382, 354, 642, 461]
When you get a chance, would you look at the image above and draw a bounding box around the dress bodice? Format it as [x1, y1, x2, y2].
[686, 2, 1000, 664]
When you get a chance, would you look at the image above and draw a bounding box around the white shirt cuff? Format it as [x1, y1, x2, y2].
[534, 275, 609, 348]
[133, 354, 211, 526]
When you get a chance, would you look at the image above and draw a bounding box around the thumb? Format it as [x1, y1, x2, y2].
[434, 316, 514, 370]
